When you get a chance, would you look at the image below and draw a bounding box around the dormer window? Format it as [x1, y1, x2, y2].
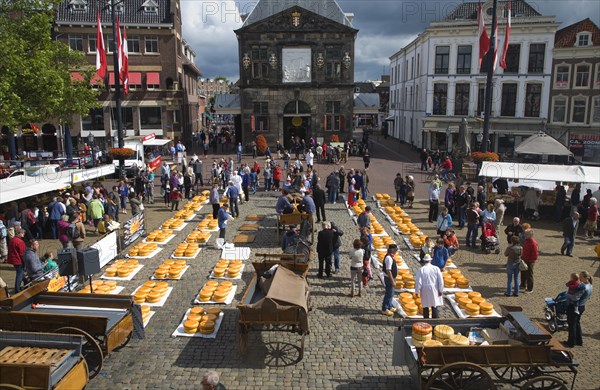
[108, 4, 123, 13]
[577, 33, 591, 47]
[70, 0, 87, 11]
[142, 0, 158, 14]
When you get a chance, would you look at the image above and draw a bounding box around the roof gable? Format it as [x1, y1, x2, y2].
[241, 0, 353, 28]
[55, 0, 172, 25]
[236, 5, 357, 34]
[555, 18, 600, 48]
[443, 0, 540, 21]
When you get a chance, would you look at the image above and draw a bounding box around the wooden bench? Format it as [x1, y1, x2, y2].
[277, 213, 313, 241]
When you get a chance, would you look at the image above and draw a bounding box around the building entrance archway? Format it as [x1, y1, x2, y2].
[283, 100, 311, 150]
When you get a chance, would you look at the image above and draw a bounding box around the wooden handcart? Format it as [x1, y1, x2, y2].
[393, 311, 579, 390]
[0, 281, 134, 379]
[0, 331, 89, 390]
[237, 262, 310, 360]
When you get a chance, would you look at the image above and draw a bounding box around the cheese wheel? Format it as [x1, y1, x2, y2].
[434, 325, 455, 339]
[458, 297, 472, 308]
[198, 289, 213, 302]
[146, 292, 162, 303]
[479, 302, 493, 311]
[206, 307, 222, 316]
[454, 291, 468, 300]
[220, 281, 233, 289]
[423, 340, 444, 347]
[401, 297, 415, 306]
[183, 320, 199, 334]
[465, 303, 480, 316]
[448, 334, 469, 346]
[143, 281, 156, 288]
[190, 307, 204, 315]
[104, 281, 117, 290]
[412, 322, 433, 335]
[105, 267, 117, 277]
[468, 291, 482, 299]
[399, 292, 413, 300]
[187, 314, 202, 322]
[205, 280, 219, 288]
[133, 294, 146, 304]
[156, 282, 169, 289]
[213, 291, 228, 302]
[411, 332, 433, 342]
[412, 338, 426, 347]
[471, 296, 485, 305]
[154, 270, 167, 279]
[140, 305, 151, 315]
[198, 320, 215, 335]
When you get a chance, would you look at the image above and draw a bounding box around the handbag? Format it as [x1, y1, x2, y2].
[519, 259, 528, 272]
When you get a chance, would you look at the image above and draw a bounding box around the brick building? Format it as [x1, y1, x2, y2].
[226, 0, 358, 149]
[547, 18, 600, 165]
[54, 0, 200, 150]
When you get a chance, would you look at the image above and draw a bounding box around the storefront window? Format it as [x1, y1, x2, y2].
[140, 107, 162, 129]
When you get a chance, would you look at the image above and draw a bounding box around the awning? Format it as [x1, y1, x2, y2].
[146, 72, 160, 85]
[129, 72, 142, 85]
[479, 161, 597, 183]
[143, 138, 171, 146]
[213, 94, 241, 115]
[90, 73, 103, 85]
[70, 72, 84, 82]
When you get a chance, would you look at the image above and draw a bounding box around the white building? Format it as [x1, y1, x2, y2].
[388, 0, 560, 156]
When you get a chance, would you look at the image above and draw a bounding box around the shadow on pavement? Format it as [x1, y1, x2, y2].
[334, 375, 413, 389]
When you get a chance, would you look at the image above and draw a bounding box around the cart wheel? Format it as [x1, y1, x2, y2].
[492, 366, 538, 384]
[238, 324, 248, 355]
[544, 310, 553, 321]
[548, 321, 557, 333]
[54, 327, 104, 379]
[520, 375, 568, 390]
[426, 362, 496, 390]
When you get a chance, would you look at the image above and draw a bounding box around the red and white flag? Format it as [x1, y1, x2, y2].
[115, 16, 123, 74]
[492, 13, 498, 71]
[121, 26, 129, 94]
[478, 0, 490, 66]
[95, 10, 107, 78]
[499, 0, 511, 70]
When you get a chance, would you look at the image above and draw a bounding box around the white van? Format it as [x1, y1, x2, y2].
[112, 138, 145, 174]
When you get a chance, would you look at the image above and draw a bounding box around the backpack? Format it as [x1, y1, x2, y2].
[67, 223, 79, 239]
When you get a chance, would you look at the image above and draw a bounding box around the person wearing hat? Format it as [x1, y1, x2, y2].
[382, 244, 399, 316]
[415, 254, 444, 318]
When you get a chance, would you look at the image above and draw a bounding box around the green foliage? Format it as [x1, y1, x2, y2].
[0, 0, 99, 128]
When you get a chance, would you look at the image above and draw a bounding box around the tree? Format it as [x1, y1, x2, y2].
[0, 0, 99, 129]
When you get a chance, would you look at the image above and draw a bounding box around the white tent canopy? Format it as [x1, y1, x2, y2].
[480, 162, 600, 192]
[143, 138, 171, 146]
[514, 132, 573, 156]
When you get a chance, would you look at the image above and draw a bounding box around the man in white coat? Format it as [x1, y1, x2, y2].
[231, 171, 244, 204]
[415, 254, 444, 318]
[305, 150, 314, 169]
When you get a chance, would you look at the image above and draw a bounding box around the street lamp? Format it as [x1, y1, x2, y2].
[476, 132, 484, 151]
[87, 131, 95, 168]
[446, 127, 451, 156]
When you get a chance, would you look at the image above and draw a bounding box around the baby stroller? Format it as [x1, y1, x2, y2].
[544, 291, 569, 332]
[480, 222, 500, 254]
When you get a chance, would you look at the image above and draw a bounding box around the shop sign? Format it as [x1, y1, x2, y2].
[48, 275, 67, 292]
[569, 132, 600, 163]
[91, 230, 119, 268]
[123, 212, 144, 246]
[142, 133, 155, 142]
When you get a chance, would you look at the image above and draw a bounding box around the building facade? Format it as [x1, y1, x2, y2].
[548, 18, 600, 165]
[234, 0, 358, 148]
[54, 0, 200, 150]
[388, 0, 559, 156]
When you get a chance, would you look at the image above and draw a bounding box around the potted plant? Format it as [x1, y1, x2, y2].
[255, 135, 267, 155]
[108, 147, 135, 159]
[330, 134, 340, 143]
[470, 151, 500, 163]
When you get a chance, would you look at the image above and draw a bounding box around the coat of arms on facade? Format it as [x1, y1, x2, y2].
[291, 11, 301, 27]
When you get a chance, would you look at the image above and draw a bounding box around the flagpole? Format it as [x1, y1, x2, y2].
[110, 0, 125, 173]
[482, 0, 498, 153]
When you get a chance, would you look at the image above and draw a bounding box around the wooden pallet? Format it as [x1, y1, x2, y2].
[233, 233, 257, 244]
[0, 346, 72, 368]
[239, 223, 260, 232]
[245, 214, 264, 221]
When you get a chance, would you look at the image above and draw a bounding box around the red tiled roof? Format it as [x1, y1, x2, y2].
[555, 18, 600, 48]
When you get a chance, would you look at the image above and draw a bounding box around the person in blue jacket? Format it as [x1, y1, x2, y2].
[431, 238, 449, 270]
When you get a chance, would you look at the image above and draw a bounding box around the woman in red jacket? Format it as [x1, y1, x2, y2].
[520, 228, 538, 293]
[7, 229, 26, 293]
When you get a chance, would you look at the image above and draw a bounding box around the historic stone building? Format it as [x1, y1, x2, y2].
[234, 0, 358, 148]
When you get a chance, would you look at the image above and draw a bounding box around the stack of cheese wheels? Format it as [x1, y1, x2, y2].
[443, 275, 456, 288]
[133, 281, 169, 304]
[465, 303, 480, 316]
[183, 319, 199, 334]
[227, 260, 243, 278]
[213, 261, 228, 278]
[181, 242, 200, 257]
[79, 280, 117, 294]
[399, 292, 418, 316]
[403, 274, 416, 290]
[154, 260, 187, 279]
[174, 209, 194, 220]
[382, 235, 396, 248]
[186, 231, 211, 244]
[479, 301, 494, 316]
[162, 218, 184, 230]
[371, 222, 385, 235]
[146, 229, 173, 243]
[198, 280, 219, 302]
[128, 242, 158, 257]
[434, 324, 455, 345]
[448, 333, 470, 346]
[213, 281, 233, 303]
[140, 305, 151, 323]
[372, 236, 384, 250]
[198, 280, 233, 302]
[198, 320, 216, 335]
[411, 322, 433, 347]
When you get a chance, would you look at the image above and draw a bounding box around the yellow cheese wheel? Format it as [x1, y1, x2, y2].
[471, 296, 486, 305]
[448, 334, 469, 346]
[434, 325, 455, 339]
[468, 291, 482, 299]
[423, 340, 444, 347]
[183, 320, 199, 334]
[412, 322, 433, 335]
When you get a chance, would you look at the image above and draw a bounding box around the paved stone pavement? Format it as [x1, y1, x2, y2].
[1, 138, 598, 389]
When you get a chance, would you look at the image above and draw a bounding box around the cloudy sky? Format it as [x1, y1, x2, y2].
[180, 0, 600, 83]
